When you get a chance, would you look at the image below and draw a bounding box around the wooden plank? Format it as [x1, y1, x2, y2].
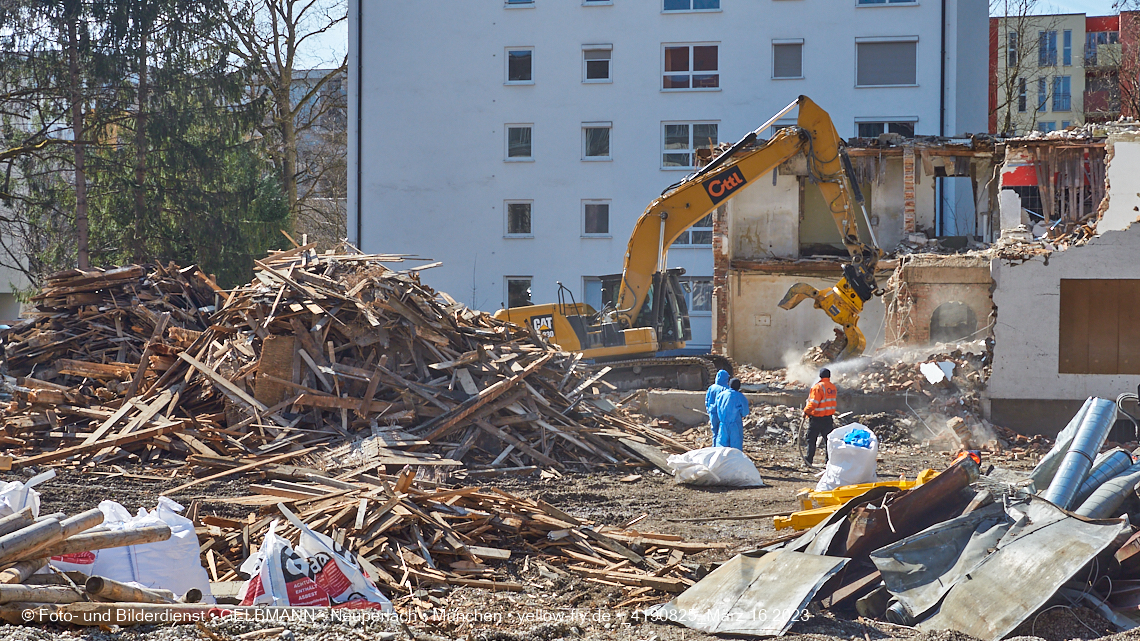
[474, 419, 563, 469]
[417, 353, 554, 442]
[13, 422, 184, 469]
[293, 393, 394, 413]
[255, 335, 296, 407]
[1058, 278, 1090, 374]
[124, 312, 171, 399]
[161, 448, 317, 496]
[178, 353, 288, 427]
[1088, 279, 1119, 375]
[1120, 280, 1140, 375]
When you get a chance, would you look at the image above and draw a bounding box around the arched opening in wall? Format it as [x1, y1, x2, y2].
[929, 302, 976, 344]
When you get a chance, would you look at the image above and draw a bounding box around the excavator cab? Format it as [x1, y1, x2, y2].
[600, 269, 692, 353]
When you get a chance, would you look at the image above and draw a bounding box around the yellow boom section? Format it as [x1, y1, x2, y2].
[614, 95, 874, 329]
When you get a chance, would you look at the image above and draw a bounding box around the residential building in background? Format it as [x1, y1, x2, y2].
[989, 12, 1133, 136]
[349, 0, 987, 351]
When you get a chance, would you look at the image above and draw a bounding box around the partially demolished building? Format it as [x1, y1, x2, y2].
[713, 126, 1140, 434]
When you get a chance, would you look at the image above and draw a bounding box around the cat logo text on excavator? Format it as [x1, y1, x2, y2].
[703, 166, 747, 205]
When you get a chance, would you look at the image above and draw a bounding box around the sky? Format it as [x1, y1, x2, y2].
[1031, 0, 1122, 15]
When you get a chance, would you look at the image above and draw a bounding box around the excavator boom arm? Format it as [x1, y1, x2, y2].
[615, 95, 880, 328]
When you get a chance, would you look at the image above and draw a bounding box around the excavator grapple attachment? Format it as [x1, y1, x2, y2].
[779, 274, 870, 360]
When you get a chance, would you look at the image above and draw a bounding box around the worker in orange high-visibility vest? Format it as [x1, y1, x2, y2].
[803, 368, 838, 467]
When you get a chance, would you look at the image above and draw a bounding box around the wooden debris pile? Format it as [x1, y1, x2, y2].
[198, 469, 726, 608]
[1, 243, 684, 473]
[0, 264, 218, 465]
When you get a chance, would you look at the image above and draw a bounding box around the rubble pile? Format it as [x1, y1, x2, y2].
[0, 244, 681, 475]
[735, 364, 793, 392]
[199, 467, 724, 607]
[745, 405, 801, 442]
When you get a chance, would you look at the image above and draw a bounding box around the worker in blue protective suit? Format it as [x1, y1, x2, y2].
[714, 378, 748, 450]
[705, 370, 731, 445]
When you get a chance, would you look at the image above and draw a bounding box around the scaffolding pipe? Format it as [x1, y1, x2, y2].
[1072, 448, 1134, 508]
[1031, 397, 1094, 490]
[1042, 397, 1118, 509]
[1074, 463, 1140, 519]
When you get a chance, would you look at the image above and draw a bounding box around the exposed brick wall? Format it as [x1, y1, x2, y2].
[885, 262, 994, 345]
[712, 204, 730, 356]
[903, 147, 917, 233]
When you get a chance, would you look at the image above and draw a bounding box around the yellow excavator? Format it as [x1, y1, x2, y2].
[494, 96, 883, 390]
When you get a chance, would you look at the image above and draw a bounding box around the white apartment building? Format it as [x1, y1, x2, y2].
[348, 0, 988, 351]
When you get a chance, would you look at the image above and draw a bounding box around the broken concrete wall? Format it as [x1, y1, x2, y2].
[885, 255, 994, 345]
[725, 271, 886, 368]
[725, 171, 800, 260]
[989, 223, 1140, 434]
[1099, 132, 1140, 234]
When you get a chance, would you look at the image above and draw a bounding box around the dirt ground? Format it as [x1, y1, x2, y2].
[0, 409, 1070, 641]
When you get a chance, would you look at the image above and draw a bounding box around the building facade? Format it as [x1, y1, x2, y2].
[989, 12, 1132, 136]
[349, 0, 988, 350]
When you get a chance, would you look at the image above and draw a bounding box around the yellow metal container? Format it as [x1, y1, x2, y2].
[780, 469, 937, 531]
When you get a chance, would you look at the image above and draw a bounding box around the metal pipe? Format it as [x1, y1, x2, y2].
[1074, 463, 1140, 519]
[1042, 397, 1118, 509]
[1072, 448, 1134, 508]
[1031, 397, 1094, 490]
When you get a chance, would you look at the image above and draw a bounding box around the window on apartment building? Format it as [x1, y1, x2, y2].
[1052, 76, 1071, 111]
[1008, 31, 1018, 67]
[583, 123, 611, 160]
[855, 39, 917, 87]
[1088, 74, 1116, 93]
[583, 200, 610, 236]
[1062, 120, 1071, 128]
[683, 278, 713, 313]
[1063, 30, 1072, 65]
[505, 0, 534, 5]
[1018, 78, 1027, 112]
[506, 48, 533, 83]
[664, 0, 719, 11]
[773, 41, 803, 79]
[663, 44, 719, 89]
[1085, 31, 1120, 66]
[672, 213, 713, 246]
[506, 278, 533, 308]
[1038, 30, 1057, 66]
[1038, 77, 1048, 111]
[505, 201, 533, 236]
[856, 121, 915, 138]
[506, 125, 532, 159]
[857, 0, 917, 4]
[1059, 279, 1140, 375]
[1037, 121, 1057, 132]
[662, 122, 718, 168]
[583, 46, 612, 82]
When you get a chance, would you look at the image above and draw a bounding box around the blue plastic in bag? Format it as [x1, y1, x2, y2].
[843, 427, 873, 449]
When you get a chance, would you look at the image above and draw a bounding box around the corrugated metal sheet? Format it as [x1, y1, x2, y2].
[913, 497, 1128, 641]
[648, 551, 847, 637]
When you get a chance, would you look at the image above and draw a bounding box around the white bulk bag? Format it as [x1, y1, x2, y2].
[815, 423, 879, 491]
[88, 497, 212, 601]
[667, 447, 766, 487]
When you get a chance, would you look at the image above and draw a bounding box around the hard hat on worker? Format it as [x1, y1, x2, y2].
[819, 368, 831, 379]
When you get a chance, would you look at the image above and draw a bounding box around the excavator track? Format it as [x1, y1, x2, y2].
[587, 356, 733, 392]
